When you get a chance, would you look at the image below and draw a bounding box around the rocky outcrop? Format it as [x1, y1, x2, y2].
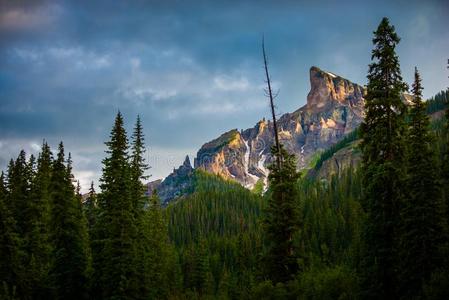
[146, 155, 194, 205]
[306, 67, 365, 112]
[194, 66, 365, 188]
[194, 127, 267, 188]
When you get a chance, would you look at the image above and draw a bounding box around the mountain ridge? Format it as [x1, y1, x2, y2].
[193, 66, 365, 186]
[148, 66, 367, 203]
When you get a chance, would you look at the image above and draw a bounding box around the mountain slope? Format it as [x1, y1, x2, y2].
[148, 66, 367, 202]
[308, 91, 448, 181]
[194, 66, 366, 188]
[148, 66, 426, 203]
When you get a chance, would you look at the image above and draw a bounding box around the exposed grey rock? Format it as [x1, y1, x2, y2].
[146, 155, 194, 205]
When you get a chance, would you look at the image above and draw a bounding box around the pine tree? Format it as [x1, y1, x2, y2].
[130, 115, 149, 212]
[0, 172, 22, 299]
[398, 68, 448, 298]
[92, 112, 140, 299]
[83, 181, 97, 230]
[25, 142, 53, 299]
[262, 145, 300, 283]
[192, 238, 213, 295]
[359, 17, 408, 299]
[129, 115, 153, 298]
[49, 143, 90, 300]
[7, 150, 31, 236]
[6, 150, 52, 299]
[75, 179, 93, 295]
[143, 191, 175, 298]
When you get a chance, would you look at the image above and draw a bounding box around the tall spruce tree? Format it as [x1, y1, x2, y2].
[84, 181, 97, 231]
[49, 143, 90, 300]
[92, 112, 140, 299]
[262, 145, 300, 283]
[7, 150, 31, 236]
[129, 115, 154, 298]
[0, 172, 22, 299]
[7, 150, 52, 299]
[26, 142, 53, 299]
[398, 68, 447, 298]
[130, 115, 149, 212]
[359, 17, 408, 299]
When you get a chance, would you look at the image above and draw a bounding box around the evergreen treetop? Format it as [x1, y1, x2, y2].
[49, 142, 90, 300]
[359, 17, 408, 300]
[263, 145, 300, 283]
[398, 67, 447, 299]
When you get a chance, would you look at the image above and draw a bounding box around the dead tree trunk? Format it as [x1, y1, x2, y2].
[262, 37, 282, 169]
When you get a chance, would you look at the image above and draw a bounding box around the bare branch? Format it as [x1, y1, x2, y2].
[262, 36, 282, 169]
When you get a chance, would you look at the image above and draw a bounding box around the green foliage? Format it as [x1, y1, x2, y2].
[167, 171, 264, 297]
[313, 129, 360, 171]
[49, 143, 90, 300]
[426, 89, 449, 115]
[141, 191, 180, 298]
[167, 171, 264, 245]
[0, 172, 22, 299]
[295, 265, 359, 300]
[251, 178, 265, 196]
[297, 168, 363, 269]
[262, 145, 301, 283]
[91, 112, 141, 299]
[423, 270, 449, 300]
[166, 152, 365, 298]
[250, 281, 290, 300]
[91, 112, 178, 299]
[359, 17, 408, 299]
[130, 114, 149, 212]
[397, 68, 448, 299]
[7, 149, 54, 299]
[83, 182, 97, 231]
[24, 143, 54, 298]
[7, 150, 32, 237]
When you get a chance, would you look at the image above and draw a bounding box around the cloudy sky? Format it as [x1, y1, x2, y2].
[1, 0, 448, 192]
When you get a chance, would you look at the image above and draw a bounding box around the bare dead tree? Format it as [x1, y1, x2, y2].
[262, 37, 282, 169]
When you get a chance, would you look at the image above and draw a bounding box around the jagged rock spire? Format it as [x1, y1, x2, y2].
[183, 155, 191, 168]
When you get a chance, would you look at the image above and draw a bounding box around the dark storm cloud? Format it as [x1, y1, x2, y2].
[1, 0, 448, 191]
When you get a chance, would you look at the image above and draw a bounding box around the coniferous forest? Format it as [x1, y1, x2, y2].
[1, 17, 449, 300]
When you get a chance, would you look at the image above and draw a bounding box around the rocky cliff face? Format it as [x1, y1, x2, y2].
[194, 66, 365, 188]
[146, 155, 194, 205]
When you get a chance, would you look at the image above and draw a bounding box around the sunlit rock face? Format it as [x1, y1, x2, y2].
[193, 66, 366, 188]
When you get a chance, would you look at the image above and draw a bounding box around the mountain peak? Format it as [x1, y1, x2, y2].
[310, 66, 340, 79]
[307, 66, 365, 111]
[153, 66, 367, 202]
[183, 155, 192, 168]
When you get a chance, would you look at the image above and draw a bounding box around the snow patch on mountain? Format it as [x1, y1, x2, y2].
[326, 71, 337, 78]
[243, 138, 258, 188]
